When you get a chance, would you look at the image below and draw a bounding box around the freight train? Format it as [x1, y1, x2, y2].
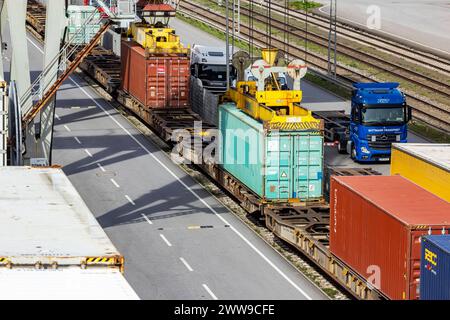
[25, 1, 450, 300]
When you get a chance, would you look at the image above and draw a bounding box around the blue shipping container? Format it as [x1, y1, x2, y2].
[219, 102, 324, 202]
[420, 235, 450, 300]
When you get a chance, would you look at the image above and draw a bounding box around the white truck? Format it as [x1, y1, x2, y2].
[190, 45, 235, 92]
[0, 167, 139, 300]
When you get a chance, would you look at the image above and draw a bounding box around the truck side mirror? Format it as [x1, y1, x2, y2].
[407, 106, 412, 121]
[190, 65, 195, 76]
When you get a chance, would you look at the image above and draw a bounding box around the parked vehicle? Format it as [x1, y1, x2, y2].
[190, 45, 235, 92]
[313, 82, 411, 162]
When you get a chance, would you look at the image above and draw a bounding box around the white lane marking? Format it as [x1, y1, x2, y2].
[74, 137, 82, 145]
[110, 178, 120, 188]
[84, 149, 93, 158]
[180, 257, 194, 272]
[55, 114, 61, 120]
[141, 213, 153, 225]
[26, 35, 314, 299]
[97, 163, 106, 172]
[125, 195, 135, 206]
[202, 284, 218, 300]
[63, 125, 71, 132]
[160, 234, 172, 247]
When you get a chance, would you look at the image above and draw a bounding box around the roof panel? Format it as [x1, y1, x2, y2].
[0, 167, 119, 262]
[334, 175, 450, 226]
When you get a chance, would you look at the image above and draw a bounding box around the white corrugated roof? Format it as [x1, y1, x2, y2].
[393, 143, 450, 172]
[0, 167, 120, 264]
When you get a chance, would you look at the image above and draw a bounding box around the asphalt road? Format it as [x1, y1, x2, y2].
[7, 27, 329, 300]
[316, 0, 450, 54]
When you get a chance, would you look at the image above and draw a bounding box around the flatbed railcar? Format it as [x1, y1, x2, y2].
[25, 4, 390, 300]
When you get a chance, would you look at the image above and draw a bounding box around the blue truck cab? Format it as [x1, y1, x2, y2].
[348, 82, 412, 162]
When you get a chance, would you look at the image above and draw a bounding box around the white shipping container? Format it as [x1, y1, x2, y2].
[0, 167, 139, 300]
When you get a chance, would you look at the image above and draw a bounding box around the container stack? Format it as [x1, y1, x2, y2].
[120, 8, 190, 109]
[330, 175, 450, 300]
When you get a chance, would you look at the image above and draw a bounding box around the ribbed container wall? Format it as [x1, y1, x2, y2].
[66, 5, 101, 45]
[219, 103, 324, 202]
[121, 40, 190, 109]
[330, 175, 450, 300]
[190, 77, 220, 126]
[391, 143, 450, 202]
[420, 235, 450, 300]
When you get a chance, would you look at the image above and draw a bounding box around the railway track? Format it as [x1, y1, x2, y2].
[179, 0, 450, 132]
[264, 0, 450, 74]
[238, 1, 450, 96]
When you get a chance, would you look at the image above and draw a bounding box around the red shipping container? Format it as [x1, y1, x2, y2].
[330, 175, 450, 300]
[120, 40, 190, 109]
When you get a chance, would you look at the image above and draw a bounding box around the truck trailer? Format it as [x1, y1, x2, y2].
[0, 167, 139, 300]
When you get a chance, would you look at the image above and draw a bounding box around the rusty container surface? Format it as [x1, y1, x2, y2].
[121, 39, 190, 109]
[330, 175, 450, 300]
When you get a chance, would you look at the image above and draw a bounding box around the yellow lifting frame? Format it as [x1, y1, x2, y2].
[228, 81, 321, 130]
[128, 23, 189, 54]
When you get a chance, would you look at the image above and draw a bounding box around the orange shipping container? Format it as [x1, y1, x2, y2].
[121, 39, 190, 109]
[330, 175, 450, 300]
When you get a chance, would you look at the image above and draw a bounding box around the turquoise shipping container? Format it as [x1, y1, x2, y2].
[66, 5, 101, 45]
[219, 102, 324, 202]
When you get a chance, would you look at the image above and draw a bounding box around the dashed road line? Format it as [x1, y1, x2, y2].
[84, 149, 93, 157]
[180, 257, 193, 272]
[141, 213, 153, 225]
[63, 125, 71, 132]
[74, 137, 82, 145]
[110, 178, 120, 188]
[125, 195, 135, 206]
[202, 284, 218, 300]
[160, 234, 172, 247]
[97, 163, 106, 172]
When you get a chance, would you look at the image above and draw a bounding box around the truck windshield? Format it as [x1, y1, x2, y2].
[361, 105, 406, 125]
[198, 65, 227, 81]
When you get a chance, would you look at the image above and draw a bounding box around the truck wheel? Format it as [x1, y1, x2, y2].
[338, 140, 348, 154]
[351, 144, 357, 161]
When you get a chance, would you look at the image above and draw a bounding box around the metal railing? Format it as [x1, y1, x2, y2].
[20, 9, 104, 118]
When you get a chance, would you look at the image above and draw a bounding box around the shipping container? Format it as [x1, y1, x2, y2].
[330, 175, 450, 300]
[323, 166, 381, 202]
[420, 235, 450, 300]
[0, 167, 139, 300]
[219, 102, 324, 202]
[121, 39, 190, 109]
[190, 76, 220, 126]
[391, 143, 450, 202]
[66, 5, 101, 45]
